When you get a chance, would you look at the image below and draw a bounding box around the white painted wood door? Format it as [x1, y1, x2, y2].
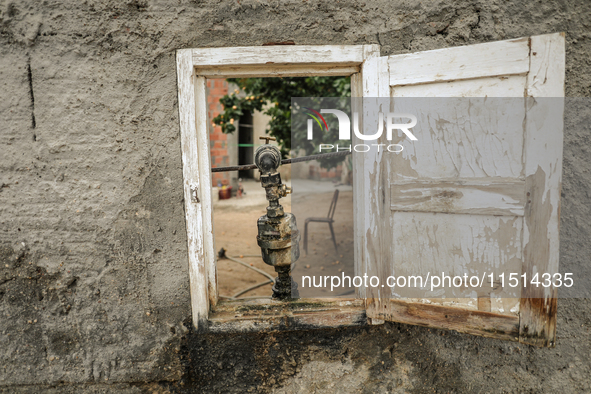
[359, 33, 565, 346]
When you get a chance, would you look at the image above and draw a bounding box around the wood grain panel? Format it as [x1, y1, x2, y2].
[367, 299, 520, 341]
[388, 98, 526, 180]
[352, 46, 382, 300]
[390, 179, 525, 216]
[209, 298, 366, 332]
[192, 45, 373, 67]
[519, 33, 565, 347]
[195, 64, 360, 78]
[388, 37, 529, 86]
[387, 212, 523, 299]
[176, 49, 210, 329]
[391, 75, 527, 98]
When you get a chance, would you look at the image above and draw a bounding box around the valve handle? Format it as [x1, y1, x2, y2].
[279, 185, 292, 197]
[259, 136, 276, 144]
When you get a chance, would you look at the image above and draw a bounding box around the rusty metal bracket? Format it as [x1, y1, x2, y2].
[190, 184, 200, 203]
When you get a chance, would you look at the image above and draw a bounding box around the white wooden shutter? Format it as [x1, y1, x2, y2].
[357, 33, 565, 346]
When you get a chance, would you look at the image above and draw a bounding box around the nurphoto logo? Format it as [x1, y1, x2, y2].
[304, 107, 418, 153]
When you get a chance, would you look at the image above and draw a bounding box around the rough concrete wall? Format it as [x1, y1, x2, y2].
[0, 0, 590, 392]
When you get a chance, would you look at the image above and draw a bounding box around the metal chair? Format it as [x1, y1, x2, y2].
[304, 189, 339, 255]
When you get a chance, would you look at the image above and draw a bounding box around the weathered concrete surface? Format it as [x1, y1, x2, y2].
[0, 0, 590, 392]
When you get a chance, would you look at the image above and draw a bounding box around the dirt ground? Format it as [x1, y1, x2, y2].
[213, 179, 354, 300]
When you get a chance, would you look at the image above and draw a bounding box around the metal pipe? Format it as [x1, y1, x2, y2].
[211, 150, 351, 173]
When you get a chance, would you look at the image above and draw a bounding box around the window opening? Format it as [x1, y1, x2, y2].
[208, 77, 354, 301]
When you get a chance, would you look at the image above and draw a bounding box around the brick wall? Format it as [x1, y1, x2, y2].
[207, 79, 230, 187]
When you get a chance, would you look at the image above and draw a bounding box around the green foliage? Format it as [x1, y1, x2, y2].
[212, 77, 350, 168]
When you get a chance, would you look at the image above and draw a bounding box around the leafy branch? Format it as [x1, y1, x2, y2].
[212, 77, 350, 168]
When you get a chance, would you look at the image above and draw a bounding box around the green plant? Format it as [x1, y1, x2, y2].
[212, 77, 350, 169]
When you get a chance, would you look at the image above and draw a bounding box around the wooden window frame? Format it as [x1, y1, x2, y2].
[176, 36, 564, 346]
[176, 45, 380, 330]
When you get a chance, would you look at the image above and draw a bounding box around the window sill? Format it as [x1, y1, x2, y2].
[207, 298, 367, 332]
